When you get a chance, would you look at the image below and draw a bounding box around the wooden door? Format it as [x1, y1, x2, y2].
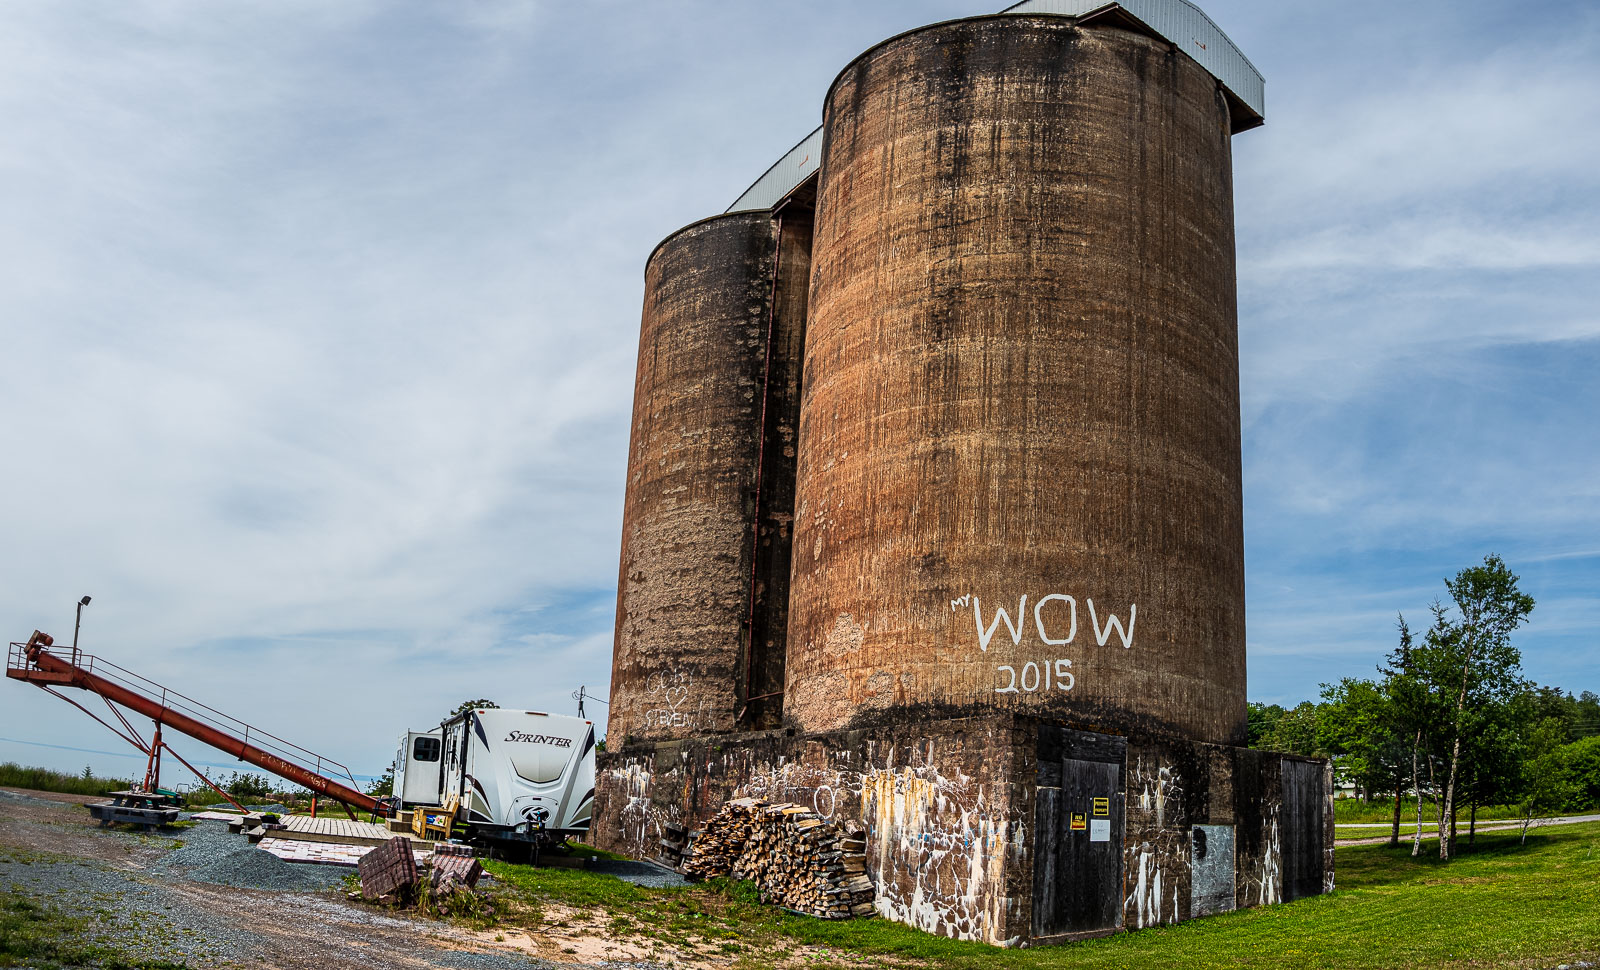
[1032, 727, 1126, 938]
[1281, 758, 1325, 901]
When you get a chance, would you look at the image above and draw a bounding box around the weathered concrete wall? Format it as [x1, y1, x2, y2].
[787, 16, 1248, 746]
[1109, 740, 1324, 928]
[594, 715, 1033, 946]
[593, 715, 1331, 948]
[610, 211, 808, 743]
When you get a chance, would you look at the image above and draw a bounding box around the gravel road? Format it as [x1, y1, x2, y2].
[0, 787, 607, 969]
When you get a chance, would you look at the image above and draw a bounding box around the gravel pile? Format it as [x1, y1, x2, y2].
[590, 859, 691, 889]
[154, 820, 346, 891]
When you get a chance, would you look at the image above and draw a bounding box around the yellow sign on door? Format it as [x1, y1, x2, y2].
[1093, 797, 1110, 816]
[1070, 812, 1087, 831]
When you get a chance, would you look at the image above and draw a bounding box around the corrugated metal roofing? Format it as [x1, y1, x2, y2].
[726, 0, 1262, 214]
[1005, 0, 1264, 119]
[726, 127, 824, 215]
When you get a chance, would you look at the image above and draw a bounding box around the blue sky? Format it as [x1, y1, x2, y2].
[2, 0, 1595, 785]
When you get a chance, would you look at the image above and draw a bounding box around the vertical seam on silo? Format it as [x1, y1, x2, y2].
[743, 215, 784, 727]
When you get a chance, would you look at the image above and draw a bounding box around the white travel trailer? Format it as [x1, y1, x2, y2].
[393, 707, 596, 857]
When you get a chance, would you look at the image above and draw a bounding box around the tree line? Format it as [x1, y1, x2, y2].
[1247, 554, 1600, 860]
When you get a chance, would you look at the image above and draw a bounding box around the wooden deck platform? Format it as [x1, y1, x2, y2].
[258, 837, 437, 867]
[272, 814, 434, 848]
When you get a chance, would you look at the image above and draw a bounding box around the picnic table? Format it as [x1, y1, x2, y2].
[87, 790, 182, 830]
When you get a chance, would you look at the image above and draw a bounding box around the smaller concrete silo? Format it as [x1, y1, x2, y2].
[607, 209, 811, 744]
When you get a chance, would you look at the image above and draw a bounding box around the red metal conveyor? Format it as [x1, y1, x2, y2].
[7, 631, 387, 817]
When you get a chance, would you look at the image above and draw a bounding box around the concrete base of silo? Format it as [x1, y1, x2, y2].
[593, 714, 1333, 947]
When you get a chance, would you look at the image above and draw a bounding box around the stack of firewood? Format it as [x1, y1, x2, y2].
[680, 798, 875, 919]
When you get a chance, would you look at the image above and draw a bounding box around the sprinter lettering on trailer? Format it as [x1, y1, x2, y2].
[504, 731, 573, 747]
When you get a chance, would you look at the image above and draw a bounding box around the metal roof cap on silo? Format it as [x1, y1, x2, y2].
[725, 127, 824, 216]
[1003, 0, 1264, 122]
[725, 0, 1263, 215]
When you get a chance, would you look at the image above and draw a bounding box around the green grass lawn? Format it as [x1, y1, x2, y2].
[0, 763, 130, 799]
[0, 892, 189, 970]
[485, 822, 1600, 969]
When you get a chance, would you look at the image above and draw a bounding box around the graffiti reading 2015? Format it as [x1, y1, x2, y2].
[994, 658, 1074, 694]
[950, 592, 1138, 694]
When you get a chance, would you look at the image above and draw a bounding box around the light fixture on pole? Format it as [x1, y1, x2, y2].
[72, 595, 91, 663]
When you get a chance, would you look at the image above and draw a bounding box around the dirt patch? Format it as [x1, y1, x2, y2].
[459, 901, 732, 966]
[0, 787, 174, 868]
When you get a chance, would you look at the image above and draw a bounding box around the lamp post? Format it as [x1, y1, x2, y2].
[72, 595, 91, 664]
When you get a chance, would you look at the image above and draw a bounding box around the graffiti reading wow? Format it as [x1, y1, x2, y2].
[949, 592, 1138, 695]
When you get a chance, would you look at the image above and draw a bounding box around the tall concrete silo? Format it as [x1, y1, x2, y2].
[785, 15, 1248, 746]
[596, 3, 1332, 949]
[608, 210, 811, 744]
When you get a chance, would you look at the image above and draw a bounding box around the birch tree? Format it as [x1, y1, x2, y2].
[1424, 555, 1535, 861]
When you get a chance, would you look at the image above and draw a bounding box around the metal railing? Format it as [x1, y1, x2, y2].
[7, 641, 363, 793]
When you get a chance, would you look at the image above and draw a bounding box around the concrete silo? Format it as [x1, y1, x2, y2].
[608, 210, 811, 743]
[786, 15, 1246, 746]
[595, 2, 1332, 949]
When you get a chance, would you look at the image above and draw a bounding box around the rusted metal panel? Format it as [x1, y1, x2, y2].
[1189, 823, 1235, 916]
[788, 17, 1248, 748]
[609, 212, 804, 743]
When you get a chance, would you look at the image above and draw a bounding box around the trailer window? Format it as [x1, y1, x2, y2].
[412, 736, 441, 762]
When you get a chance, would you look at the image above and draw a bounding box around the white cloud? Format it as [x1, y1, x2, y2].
[0, 0, 1595, 780]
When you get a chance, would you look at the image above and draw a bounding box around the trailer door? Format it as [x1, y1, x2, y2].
[401, 732, 443, 806]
